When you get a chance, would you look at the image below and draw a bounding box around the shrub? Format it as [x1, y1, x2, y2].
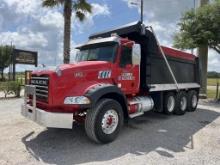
[0, 81, 22, 98]
[0, 82, 11, 98]
[9, 81, 21, 97]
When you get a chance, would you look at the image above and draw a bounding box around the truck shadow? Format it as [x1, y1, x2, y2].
[21, 108, 220, 165]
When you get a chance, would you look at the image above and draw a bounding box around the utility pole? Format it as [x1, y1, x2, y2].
[200, 0, 209, 6]
[198, 0, 209, 99]
[130, 0, 144, 23]
[140, 0, 143, 23]
[194, 0, 196, 11]
[191, 0, 196, 55]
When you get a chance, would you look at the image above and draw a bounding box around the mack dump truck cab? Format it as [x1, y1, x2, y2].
[21, 22, 200, 143]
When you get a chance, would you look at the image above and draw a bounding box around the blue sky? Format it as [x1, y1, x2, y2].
[0, 0, 220, 72]
[73, 0, 140, 43]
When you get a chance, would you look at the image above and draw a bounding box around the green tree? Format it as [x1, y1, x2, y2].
[174, 0, 220, 53]
[0, 45, 13, 81]
[42, 0, 92, 64]
[173, 0, 220, 97]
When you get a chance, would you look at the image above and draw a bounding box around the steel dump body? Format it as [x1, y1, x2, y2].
[90, 22, 200, 92]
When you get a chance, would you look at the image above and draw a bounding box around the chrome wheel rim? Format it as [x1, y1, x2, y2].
[167, 96, 175, 112]
[180, 96, 187, 111]
[192, 95, 198, 108]
[101, 109, 119, 134]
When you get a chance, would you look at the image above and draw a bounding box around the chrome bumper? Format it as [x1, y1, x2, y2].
[21, 85, 73, 129]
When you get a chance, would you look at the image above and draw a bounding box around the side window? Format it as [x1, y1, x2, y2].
[120, 46, 132, 67]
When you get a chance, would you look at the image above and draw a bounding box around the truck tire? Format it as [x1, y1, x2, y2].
[174, 91, 187, 115]
[187, 90, 198, 112]
[85, 99, 124, 144]
[164, 92, 176, 115]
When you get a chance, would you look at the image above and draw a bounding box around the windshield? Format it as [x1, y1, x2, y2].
[76, 42, 118, 63]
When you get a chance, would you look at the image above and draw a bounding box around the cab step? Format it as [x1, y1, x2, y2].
[129, 112, 144, 118]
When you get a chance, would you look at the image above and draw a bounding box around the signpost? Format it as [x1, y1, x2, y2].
[14, 49, 38, 66]
[10, 49, 38, 81]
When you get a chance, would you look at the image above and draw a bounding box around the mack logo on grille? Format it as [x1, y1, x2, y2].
[31, 79, 48, 85]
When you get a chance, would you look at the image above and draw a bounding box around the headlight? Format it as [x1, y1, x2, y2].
[64, 96, 91, 105]
[55, 66, 62, 77]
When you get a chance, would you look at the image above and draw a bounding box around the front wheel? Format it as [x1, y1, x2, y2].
[85, 99, 124, 144]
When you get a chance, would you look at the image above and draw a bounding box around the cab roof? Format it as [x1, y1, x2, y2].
[76, 36, 119, 49]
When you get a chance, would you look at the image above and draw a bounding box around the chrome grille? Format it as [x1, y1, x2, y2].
[31, 76, 49, 102]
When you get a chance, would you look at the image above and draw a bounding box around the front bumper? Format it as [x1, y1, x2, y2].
[21, 85, 73, 129]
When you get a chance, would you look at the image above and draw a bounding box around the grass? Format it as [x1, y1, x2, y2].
[207, 78, 220, 99]
[207, 78, 220, 86]
[207, 89, 218, 99]
[1, 76, 219, 98]
[2, 73, 25, 85]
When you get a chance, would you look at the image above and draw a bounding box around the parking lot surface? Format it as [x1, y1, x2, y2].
[0, 98, 220, 165]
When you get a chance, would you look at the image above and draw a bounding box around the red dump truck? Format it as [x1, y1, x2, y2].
[21, 22, 200, 143]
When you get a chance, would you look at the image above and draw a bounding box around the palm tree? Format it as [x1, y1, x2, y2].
[42, 0, 92, 64]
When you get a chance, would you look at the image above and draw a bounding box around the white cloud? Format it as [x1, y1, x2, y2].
[72, 3, 110, 34]
[0, 0, 111, 70]
[123, 0, 195, 46]
[1, 31, 48, 48]
[124, 0, 192, 49]
[145, 21, 177, 47]
[2, 0, 41, 14]
[2, 0, 219, 72]
[124, 0, 195, 23]
[123, 0, 220, 72]
[0, 12, 3, 30]
[40, 11, 63, 30]
[92, 3, 110, 16]
[208, 50, 220, 72]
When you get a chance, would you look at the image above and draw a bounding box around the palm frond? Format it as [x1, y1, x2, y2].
[42, 0, 65, 8]
[73, 0, 92, 21]
[73, 0, 92, 13]
[75, 11, 85, 21]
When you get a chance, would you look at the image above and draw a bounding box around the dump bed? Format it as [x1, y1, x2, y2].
[90, 22, 200, 92]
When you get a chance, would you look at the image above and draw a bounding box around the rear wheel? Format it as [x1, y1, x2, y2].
[187, 90, 198, 112]
[174, 91, 187, 115]
[164, 92, 176, 115]
[85, 99, 124, 144]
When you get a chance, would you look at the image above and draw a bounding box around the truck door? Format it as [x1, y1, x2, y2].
[117, 45, 140, 94]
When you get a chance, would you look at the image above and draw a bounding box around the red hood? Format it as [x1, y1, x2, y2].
[32, 61, 112, 75]
[59, 61, 112, 71]
[30, 60, 114, 107]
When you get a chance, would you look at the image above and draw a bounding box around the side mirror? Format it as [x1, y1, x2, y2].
[132, 44, 141, 65]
